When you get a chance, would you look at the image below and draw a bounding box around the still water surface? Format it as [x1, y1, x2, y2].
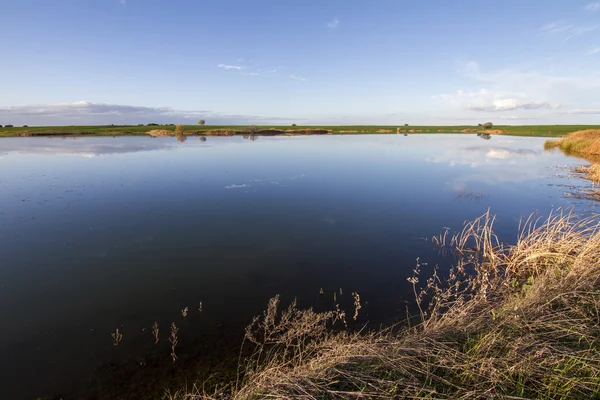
[0, 135, 596, 398]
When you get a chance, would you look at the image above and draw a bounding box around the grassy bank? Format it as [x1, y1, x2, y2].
[545, 130, 600, 184]
[165, 211, 600, 400]
[2, 124, 600, 138]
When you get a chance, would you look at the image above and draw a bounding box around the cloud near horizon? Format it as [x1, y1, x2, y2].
[433, 60, 600, 117]
[0, 101, 301, 125]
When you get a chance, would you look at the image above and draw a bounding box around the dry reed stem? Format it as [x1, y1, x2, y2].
[170, 322, 179, 363]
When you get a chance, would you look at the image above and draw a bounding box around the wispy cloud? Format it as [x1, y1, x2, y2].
[585, 46, 600, 55]
[540, 20, 599, 40]
[585, 2, 600, 11]
[289, 74, 306, 81]
[327, 17, 340, 29]
[559, 108, 600, 115]
[119, 0, 126, 5]
[217, 64, 245, 70]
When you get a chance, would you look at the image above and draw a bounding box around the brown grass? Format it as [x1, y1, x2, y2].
[376, 129, 393, 133]
[546, 130, 600, 184]
[168, 210, 600, 400]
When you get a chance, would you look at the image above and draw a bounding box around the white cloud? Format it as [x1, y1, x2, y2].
[469, 98, 556, 112]
[433, 89, 556, 112]
[585, 2, 600, 11]
[327, 17, 340, 29]
[225, 184, 250, 189]
[435, 61, 600, 117]
[585, 46, 600, 55]
[217, 64, 245, 70]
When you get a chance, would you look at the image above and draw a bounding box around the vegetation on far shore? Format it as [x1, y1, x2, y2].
[2, 123, 600, 138]
[162, 211, 600, 399]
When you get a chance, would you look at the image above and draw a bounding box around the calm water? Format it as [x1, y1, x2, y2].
[0, 134, 596, 398]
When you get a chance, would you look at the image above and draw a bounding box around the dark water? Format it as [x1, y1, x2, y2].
[0, 135, 596, 398]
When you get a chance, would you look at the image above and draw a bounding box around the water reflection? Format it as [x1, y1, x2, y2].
[0, 134, 596, 399]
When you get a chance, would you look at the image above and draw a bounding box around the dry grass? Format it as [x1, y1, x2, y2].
[545, 129, 600, 157]
[166, 210, 600, 400]
[546, 130, 600, 185]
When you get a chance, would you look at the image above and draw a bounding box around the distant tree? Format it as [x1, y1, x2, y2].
[248, 125, 258, 134]
[405, 124, 409, 127]
[147, 123, 159, 126]
[198, 119, 206, 125]
[23, 125, 28, 128]
[292, 123, 297, 127]
[5, 124, 13, 128]
[0, 125, 3, 128]
[482, 122, 493, 130]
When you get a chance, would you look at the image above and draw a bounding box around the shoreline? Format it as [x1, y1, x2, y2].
[2, 124, 600, 138]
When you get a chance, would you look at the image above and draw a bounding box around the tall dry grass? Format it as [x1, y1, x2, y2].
[545, 130, 600, 185]
[168, 211, 600, 400]
[545, 129, 600, 156]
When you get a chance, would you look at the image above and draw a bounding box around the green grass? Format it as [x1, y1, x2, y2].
[1, 124, 599, 138]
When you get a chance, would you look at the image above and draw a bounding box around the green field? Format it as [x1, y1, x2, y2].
[1, 124, 598, 138]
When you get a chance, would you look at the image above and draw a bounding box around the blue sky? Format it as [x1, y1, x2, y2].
[1, 0, 599, 125]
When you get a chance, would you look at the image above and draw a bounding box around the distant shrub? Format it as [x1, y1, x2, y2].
[198, 119, 206, 125]
[292, 124, 297, 127]
[23, 125, 28, 128]
[479, 122, 493, 130]
[175, 124, 185, 136]
[138, 124, 144, 126]
[5, 124, 13, 128]
[147, 123, 159, 126]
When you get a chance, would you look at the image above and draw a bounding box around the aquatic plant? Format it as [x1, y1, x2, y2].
[169, 323, 179, 363]
[111, 328, 123, 346]
[152, 322, 159, 344]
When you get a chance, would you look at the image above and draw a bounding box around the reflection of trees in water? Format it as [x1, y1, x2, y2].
[199, 136, 207, 142]
[243, 135, 258, 142]
[477, 133, 492, 140]
[176, 134, 187, 143]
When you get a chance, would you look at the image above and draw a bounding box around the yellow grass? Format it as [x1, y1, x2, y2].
[546, 130, 600, 184]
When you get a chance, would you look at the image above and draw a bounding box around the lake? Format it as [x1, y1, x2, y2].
[0, 134, 596, 399]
